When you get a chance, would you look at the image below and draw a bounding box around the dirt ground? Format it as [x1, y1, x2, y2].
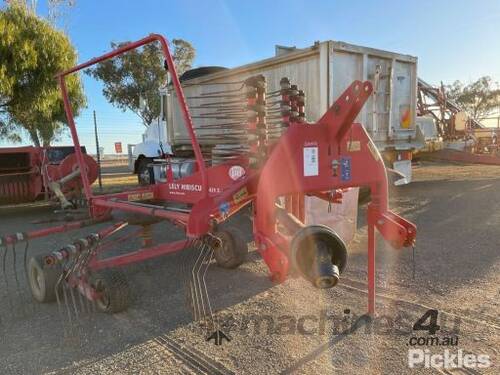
[0, 161, 498, 374]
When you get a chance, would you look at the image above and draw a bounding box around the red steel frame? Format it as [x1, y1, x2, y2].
[0, 34, 416, 316]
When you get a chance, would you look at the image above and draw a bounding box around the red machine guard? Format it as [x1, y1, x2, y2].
[254, 80, 417, 315]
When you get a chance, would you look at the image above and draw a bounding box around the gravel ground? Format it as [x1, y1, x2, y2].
[0, 161, 498, 374]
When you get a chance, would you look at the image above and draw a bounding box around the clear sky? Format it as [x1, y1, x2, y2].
[3, 0, 500, 151]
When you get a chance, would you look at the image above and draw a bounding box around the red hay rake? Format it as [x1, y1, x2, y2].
[0, 34, 416, 332]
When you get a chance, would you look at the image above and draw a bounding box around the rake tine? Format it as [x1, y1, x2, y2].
[194, 242, 207, 320]
[22, 241, 29, 282]
[2, 244, 9, 288]
[199, 241, 212, 321]
[195, 239, 208, 321]
[61, 280, 73, 326]
[198, 242, 211, 316]
[191, 239, 205, 321]
[200, 243, 216, 333]
[82, 275, 93, 316]
[55, 273, 64, 319]
[77, 282, 87, 315]
[85, 244, 98, 313]
[68, 278, 80, 320]
[73, 253, 90, 316]
[55, 272, 72, 335]
[12, 243, 22, 294]
[190, 282, 198, 321]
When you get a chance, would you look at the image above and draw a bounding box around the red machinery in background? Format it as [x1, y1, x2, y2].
[0, 145, 98, 207]
[0, 34, 416, 323]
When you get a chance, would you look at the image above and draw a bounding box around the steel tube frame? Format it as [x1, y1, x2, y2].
[89, 239, 190, 270]
[57, 34, 208, 206]
[0, 215, 112, 245]
[93, 198, 189, 224]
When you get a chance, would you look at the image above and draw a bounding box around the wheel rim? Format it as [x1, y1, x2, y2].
[214, 234, 232, 261]
[96, 293, 110, 311]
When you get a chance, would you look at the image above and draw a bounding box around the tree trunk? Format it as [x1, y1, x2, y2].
[28, 129, 41, 147]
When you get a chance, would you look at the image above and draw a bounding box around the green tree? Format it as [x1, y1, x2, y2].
[87, 39, 195, 126]
[445, 76, 500, 122]
[0, 4, 85, 146]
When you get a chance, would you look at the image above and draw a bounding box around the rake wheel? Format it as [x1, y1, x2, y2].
[28, 255, 62, 303]
[91, 268, 130, 313]
[213, 227, 248, 269]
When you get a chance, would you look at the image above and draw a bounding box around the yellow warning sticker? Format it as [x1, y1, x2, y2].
[233, 187, 249, 204]
[347, 140, 361, 152]
[127, 192, 154, 201]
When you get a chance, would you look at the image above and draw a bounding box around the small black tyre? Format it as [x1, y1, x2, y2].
[91, 269, 130, 314]
[213, 227, 248, 269]
[358, 187, 371, 205]
[137, 158, 154, 185]
[27, 255, 62, 303]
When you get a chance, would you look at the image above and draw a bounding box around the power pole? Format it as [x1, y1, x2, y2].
[93, 110, 103, 191]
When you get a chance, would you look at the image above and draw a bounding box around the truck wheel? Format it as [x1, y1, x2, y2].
[213, 228, 248, 269]
[137, 158, 154, 185]
[91, 269, 130, 313]
[27, 255, 62, 303]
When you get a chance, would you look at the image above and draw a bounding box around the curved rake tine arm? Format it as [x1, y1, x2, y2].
[11, 243, 18, 286]
[195, 242, 208, 320]
[1, 244, 8, 288]
[191, 239, 206, 321]
[201, 245, 216, 332]
[196, 241, 213, 321]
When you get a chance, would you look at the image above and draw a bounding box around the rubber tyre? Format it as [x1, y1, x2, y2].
[28, 255, 62, 303]
[137, 158, 154, 185]
[91, 269, 130, 314]
[358, 187, 371, 205]
[213, 228, 248, 269]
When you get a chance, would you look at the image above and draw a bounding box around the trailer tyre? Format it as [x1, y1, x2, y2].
[91, 269, 130, 313]
[137, 158, 154, 185]
[213, 228, 248, 269]
[28, 255, 62, 303]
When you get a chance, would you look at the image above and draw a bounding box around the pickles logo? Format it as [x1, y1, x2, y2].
[229, 165, 245, 181]
[408, 349, 491, 369]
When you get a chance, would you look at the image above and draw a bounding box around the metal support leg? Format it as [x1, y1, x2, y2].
[367, 222, 376, 316]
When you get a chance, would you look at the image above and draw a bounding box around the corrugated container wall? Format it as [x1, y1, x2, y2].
[166, 40, 418, 153]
